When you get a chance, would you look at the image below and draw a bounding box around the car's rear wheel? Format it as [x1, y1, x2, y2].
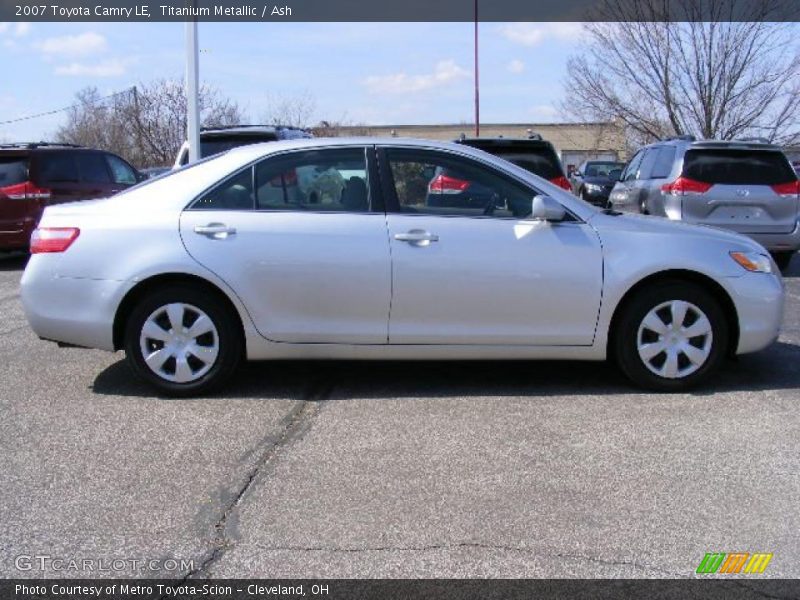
[613, 282, 728, 391]
[772, 251, 794, 272]
[124, 285, 242, 397]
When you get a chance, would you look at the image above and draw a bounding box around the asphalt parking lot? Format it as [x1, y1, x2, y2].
[0, 252, 798, 580]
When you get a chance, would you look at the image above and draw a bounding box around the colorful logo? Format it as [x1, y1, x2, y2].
[696, 552, 773, 574]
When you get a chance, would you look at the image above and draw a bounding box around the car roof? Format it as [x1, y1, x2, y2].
[644, 138, 784, 152]
[457, 137, 555, 149]
[200, 125, 311, 138]
[0, 142, 85, 152]
[222, 136, 508, 162]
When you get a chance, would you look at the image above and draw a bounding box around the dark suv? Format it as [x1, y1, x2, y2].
[454, 137, 572, 191]
[173, 125, 313, 168]
[0, 143, 141, 251]
[610, 137, 800, 270]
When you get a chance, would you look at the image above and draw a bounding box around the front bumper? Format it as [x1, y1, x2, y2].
[581, 187, 612, 207]
[726, 270, 785, 355]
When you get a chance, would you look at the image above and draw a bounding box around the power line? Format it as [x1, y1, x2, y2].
[0, 87, 135, 126]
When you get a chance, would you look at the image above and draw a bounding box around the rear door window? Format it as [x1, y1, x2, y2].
[682, 150, 796, 185]
[0, 157, 28, 187]
[255, 148, 370, 212]
[651, 147, 676, 179]
[76, 153, 112, 183]
[40, 153, 79, 183]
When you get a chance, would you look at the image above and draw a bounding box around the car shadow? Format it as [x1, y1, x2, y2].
[0, 252, 28, 272]
[91, 341, 800, 400]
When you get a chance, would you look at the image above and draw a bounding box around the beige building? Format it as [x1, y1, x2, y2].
[333, 121, 627, 172]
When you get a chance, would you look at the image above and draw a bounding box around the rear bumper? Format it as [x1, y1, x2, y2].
[744, 220, 800, 253]
[21, 256, 127, 351]
[726, 271, 785, 355]
[0, 219, 35, 250]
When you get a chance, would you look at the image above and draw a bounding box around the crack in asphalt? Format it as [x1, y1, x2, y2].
[237, 542, 681, 577]
[176, 377, 336, 584]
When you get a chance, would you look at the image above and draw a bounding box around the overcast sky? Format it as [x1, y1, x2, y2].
[0, 21, 584, 141]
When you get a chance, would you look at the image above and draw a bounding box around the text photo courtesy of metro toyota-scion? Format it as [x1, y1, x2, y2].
[1, 1, 800, 599]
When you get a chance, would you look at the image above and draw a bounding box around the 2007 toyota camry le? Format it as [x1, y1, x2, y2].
[20, 138, 785, 396]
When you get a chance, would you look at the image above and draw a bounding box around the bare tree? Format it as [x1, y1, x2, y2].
[260, 91, 317, 129]
[56, 79, 245, 167]
[563, 0, 800, 145]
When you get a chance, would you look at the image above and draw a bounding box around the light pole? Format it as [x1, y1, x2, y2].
[474, 0, 479, 137]
[186, 19, 201, 163]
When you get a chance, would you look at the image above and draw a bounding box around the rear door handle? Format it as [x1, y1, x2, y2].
[394, 230, 439, 244]
[194, 223, 237, 239]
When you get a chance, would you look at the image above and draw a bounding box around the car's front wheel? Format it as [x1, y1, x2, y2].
[124, 285, 242, 397]
[613, 281, 728, 391]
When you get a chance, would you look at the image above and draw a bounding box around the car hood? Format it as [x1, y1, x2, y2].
[587, 211, 767, 253]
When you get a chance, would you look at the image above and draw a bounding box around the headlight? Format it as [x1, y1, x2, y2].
[730, 251, 773, 273]
[585, 183, 602, 192]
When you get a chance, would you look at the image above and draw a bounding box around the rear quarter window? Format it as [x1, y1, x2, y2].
[0, 157, 28, 186]
[682, 149, 796, 185]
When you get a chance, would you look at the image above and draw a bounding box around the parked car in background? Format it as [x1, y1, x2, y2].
[455, 136, 572, 191]
[0, 143, 142, 251]
[792, 161, 800, 176]
[141, 166, 171, 179]
[173, 125, 312, 168]
[610, 137, 800, 270]
[21, 138, 783, 397]
[569, 160, 626, 207]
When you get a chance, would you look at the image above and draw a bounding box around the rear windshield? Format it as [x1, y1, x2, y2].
[482, 150, 563, 181]
[583, 161, 625, 177]
[682, 149, 796, 185]
[201, 135, 278, 159]
[0, 157, 28, 187]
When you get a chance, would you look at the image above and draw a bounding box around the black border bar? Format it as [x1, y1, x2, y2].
[3, 579, 800, 600]
[3, 0, 800, 22]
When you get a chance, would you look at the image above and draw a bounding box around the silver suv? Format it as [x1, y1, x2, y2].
[610, 137, 800, 270]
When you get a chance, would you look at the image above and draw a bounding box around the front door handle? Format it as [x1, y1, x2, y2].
[194, 223, 237, 239]
[394, 230, 439, 245]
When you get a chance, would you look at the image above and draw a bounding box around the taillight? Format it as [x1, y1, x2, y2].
[30, 227, 80, 254]
[429, 173, 470, 194]
[770, 180, 800, 198]
[549, 175, 572, 191]
[0, 181, 51, 200]
[661, 177, 712, 195]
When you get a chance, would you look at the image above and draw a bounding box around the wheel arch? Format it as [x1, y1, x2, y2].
[607, 269, 740, 358]
[113, 273, 246, 351]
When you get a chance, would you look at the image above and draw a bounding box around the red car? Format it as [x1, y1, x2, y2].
[0, 143, 142, 251]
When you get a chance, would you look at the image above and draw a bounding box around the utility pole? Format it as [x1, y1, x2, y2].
[186, 18, 200, 163]
[474, 0, 480, 137]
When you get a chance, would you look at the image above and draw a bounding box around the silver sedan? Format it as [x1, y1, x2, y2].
[21, 138, 784, 396]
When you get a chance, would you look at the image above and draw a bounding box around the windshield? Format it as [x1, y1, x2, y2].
[583, 162, 625, 177]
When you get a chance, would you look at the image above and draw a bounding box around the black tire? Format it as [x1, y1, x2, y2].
[613, 281, 728, 392]
[124, 285, 243, 397]
[772, 251, 794, 272]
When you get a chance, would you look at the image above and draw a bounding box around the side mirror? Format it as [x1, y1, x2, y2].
[531, 195, 567, 222]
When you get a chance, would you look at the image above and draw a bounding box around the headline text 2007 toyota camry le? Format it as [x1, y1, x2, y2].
[20, 139, 785, 396]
